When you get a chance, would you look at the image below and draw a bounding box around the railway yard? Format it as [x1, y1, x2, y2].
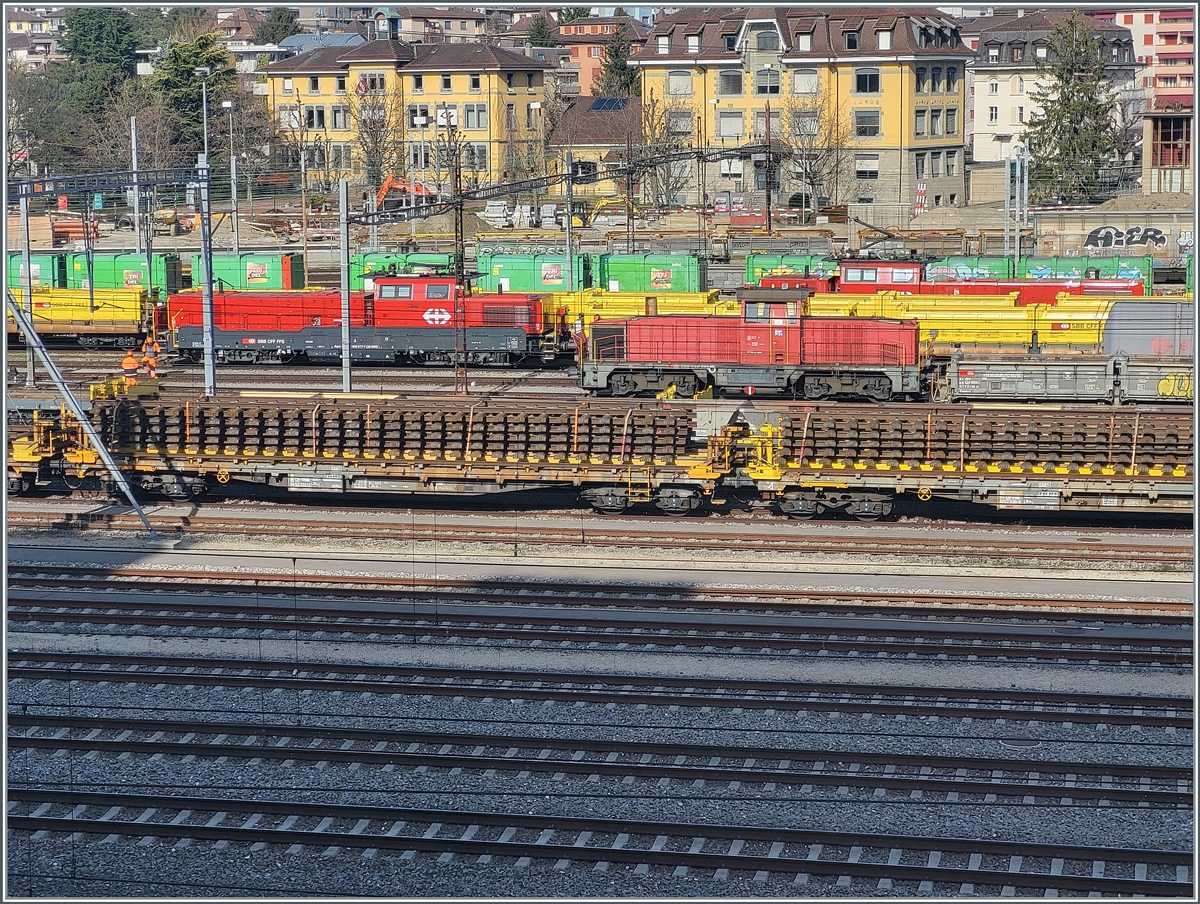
[6, 214, 1196, 897]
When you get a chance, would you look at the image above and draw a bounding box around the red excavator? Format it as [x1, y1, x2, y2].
[377, 174, 436, 212]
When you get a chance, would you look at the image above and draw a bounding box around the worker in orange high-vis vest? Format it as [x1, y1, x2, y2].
[121, 350, 140, 387]
[141, 335, 161, 363]
[141, 355, 158, 380]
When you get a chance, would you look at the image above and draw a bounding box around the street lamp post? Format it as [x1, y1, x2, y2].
[194, 66, 211, 162]
[223, 100, 240, 253]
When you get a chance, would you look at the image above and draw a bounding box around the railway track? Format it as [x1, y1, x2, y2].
[8, 713, 1190, 807]
[8, 789, 1189, 896]
[7, 564, 1192, 620]
[7, 504, 1194, 568]
[9, 653, 1193, 729]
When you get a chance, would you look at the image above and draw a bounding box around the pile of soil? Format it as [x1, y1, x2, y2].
[1093, 192, 1193, 211]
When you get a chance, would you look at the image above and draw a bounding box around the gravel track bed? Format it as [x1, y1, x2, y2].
[7, 532, 1193, 896]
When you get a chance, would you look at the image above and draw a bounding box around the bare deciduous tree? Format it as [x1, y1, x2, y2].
[350, 86, 408, 196]
[776, 92, 854, 217]
[637, 91, 694, 207]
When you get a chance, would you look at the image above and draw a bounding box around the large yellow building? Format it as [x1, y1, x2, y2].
[631, 7, 973, 209]
[262, 32, 553, 195]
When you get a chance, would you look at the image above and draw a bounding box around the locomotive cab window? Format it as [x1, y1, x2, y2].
[890, 269, 918, 283]
[378, 284, 413, 300]
[843, 267, 878, 282]
[425, 284, 451, 299]
[744, 301, 798, 323]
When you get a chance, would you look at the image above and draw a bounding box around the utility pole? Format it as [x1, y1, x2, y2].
[197, 153, 217, 397]
[445, 104, 467, 395]
[20, 194, 35, 386]
[298, 99, 310, 287]
[764, 101, 772, 236]
[131, 116, 142, 255]
[339, 178, 351, 392]
[565, 152, 574, 293]
[625, 131, 634, 253]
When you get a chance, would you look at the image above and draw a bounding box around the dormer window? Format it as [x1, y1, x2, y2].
[756, 29, 779, 51]
[1011, 44, 1024, 61]
[877, 30, 892, 51]
[724, 34, 737, 51]
[795, 33, 812, 52]
[657, 35, 669, 54]
[845, 31, 859, 50]
[687, 35, 699, 53]
[988, 46, 999, 62]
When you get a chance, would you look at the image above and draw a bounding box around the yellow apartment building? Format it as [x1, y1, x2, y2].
[631, 7, 973, 209]
[262, 30, 553, 196]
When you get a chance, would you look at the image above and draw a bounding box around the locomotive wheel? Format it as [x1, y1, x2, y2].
[8, 475, 33, 496]
[863, 380, 892, 403]
[802, 380, 830, 400]
[609, 373, 639, 397]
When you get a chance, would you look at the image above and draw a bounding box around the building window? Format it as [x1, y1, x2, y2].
[441, 74, 452, 92]
[757, 29, 779, 51]
[308, 76, 319, 93]
[717, 110, 743, 138]
[915, 152, 926, 179]
[854, 109, 880, 137]
[408, 104, 430, 128]
[914, 109, 926, 136]
[988, 78, 998, 95]
[1015, 106, 1025, 123]
[845, 31, 859, 50]
[304, 105, 326, 129]
[946, 108, 958, 135]
[931, 108, 942, 136]
[987, 46, 999, 62]
[465, 144, 487, 171]
[444, 20, 451, 29]
[667, 70, 692, 95]
[460, 20, 467, 31]
[753, 110, 783, 139]
[1014, 75, 1024, 94]
[657, 35, 669, 54]
[931, 151, 942, 177]
[791, 110, 818, 138]
[409, 141, 430, 168]
[330, 143, 352, 169]
[505, 103, 516, 129]
[527, 103, 538, 129]
[282, 77, 294, 95]
[724, 34, 737, 51]
[1151, 116, 1191, 166]
[946, 150, 957, 176]
[718, 69, 743, 95]
[947, 66, 959, 92]
[464, 103, 486, 129]
[470, 73, 480, 92]
[795, 33, 812, 52]
[755, 68, 780, 96]
[877, 30, 892, 51]
[436, 104, 458, 127]
[1012, 44, 1025, 62]
[331, 105, 350, 130]
[687, 35, 699, 53]
[526, 72, 535, 89]
[1036, 46, 1047, 58]
[855, 154, 879, 179]
[916, 68, 929, 93]
[1145, 13, 1155, 24]
[336, 75, 347, 94]
[932, 67, 944, 92]
[590, 46, 601, 57]
[667, 110, 692, 135]
[792, 69, 818, 95]
[988, 106, 998, 124]
[413, 74, 423, 93]
[854, 68, 880, 94]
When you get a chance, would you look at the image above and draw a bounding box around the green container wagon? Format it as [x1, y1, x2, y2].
[745, 253, 835, 285]
[7, 253, 67, 288]
[925, 256, 1014, 281]
[476, 253, 590, 292]
[598, 254, 707, 293]
[1018, 255, 1153, 286]
[193, 252, 306, 290]
[67, 252, 179, 297]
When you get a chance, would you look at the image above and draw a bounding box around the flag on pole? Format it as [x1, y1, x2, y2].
[355, 78, 368, 96]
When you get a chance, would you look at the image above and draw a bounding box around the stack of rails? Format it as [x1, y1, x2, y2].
[768, 405, 1193, 518]
[8, 397, 1192, 516]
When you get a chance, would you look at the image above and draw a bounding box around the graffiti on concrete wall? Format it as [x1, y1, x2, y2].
[1083, 225, 1168, 250]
